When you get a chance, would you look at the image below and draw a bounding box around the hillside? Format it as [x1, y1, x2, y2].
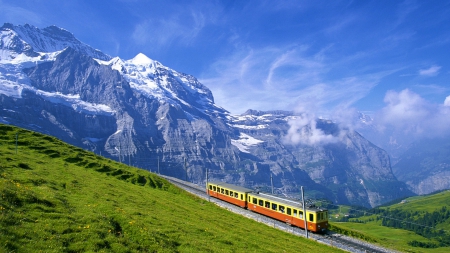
[329, 191, 450, 252]
[0, 124, 343, 252]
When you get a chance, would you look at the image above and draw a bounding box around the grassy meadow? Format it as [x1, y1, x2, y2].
[0, 124, 344, 252]
[329, 191, 450, 253]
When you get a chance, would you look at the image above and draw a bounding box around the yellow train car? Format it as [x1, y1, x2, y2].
[247, 192, 328, 233]
[207, 181, 253, 208]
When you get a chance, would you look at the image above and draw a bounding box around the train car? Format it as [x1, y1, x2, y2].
[247, 192, 328, 233]
[206, 181, 328, 233]
[207, 181, 253, 208]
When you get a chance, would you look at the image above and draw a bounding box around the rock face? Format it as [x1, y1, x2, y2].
[392, 138, 450, 195]
[228, 111, 411, 207]
[0, 23, 413, 207]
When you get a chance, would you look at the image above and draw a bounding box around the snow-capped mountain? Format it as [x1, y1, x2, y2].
[0, 23, 414, 207]
[1, 23, 110, 61]
[96, 53, 225, 118]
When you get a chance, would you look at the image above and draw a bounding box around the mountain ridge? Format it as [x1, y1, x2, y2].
[0, 23, 413, 207]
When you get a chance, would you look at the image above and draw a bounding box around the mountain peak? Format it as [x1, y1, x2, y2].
[0, 23, 111, 61]
[130, 53, 154, 65]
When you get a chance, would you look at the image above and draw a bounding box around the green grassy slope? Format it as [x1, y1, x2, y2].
[330, 192, 450, 253]
[0, 124, 343, 252]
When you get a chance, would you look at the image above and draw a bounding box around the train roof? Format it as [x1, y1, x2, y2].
[249, 192, 327, 212]
[208, 181, 253, 193]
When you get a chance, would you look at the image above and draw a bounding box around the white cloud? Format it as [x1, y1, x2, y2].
[445, 96, 450, 106]
[282, 101, 348, 146]
[378, 89, 450, 137]
[283, 110, 343, 146]
[419, 65, 441, 76]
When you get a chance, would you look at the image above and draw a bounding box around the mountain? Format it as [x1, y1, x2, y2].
[391, 138, 450, 195]
[354, 112, 406, 163]
[229, 110, 412, 207]
[0, 23, 413, 207]
[0, 23, 110, 61]
[355, 112, 450, 195]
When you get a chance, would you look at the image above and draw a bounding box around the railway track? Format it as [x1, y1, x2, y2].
[161, 175, 398, 253]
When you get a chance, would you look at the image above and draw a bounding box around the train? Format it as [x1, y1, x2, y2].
[206, 181, 328, 233]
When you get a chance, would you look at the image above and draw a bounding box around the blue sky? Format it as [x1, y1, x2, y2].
[1, 0, 450, 140]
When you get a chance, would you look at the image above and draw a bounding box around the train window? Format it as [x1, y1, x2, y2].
[265, 201, 270, 208]
[213, 186, 216, 191]
[252, 197, 258, 205]
[209, 185, 212, 190]
[309, 213, 314, 222]
[299, 211, 303, 219]
[258, 199, 263, 206]
[240, 194, 243, 200]
[225, 190, 229, 195]
[287, 208, 291, 215]
[220, 188, 224, 194]
[230, 191, 234, 197]
[272, 203, 277, 211]
[279, 205, 285, 213]
[235, 192, 238, 198]
[293, 209, 298, 217]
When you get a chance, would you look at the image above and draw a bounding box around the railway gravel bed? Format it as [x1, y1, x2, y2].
[161, 175, 400, 253]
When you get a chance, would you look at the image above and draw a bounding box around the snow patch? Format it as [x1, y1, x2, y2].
[231, 133, 264, 153]
[233, 124, 268, 130]
[0, 80, 23, 98]
[33, 90, 116, 115]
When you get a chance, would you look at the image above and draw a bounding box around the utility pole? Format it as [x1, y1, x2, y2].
[184, 157, 187, 181]
[206, 168, 210, 201]
[119, 143, 121, 163]
[270, 173, 274, 194]
[157, 156, 160, 174]
[301, 186, 309, 238]
[15, 133, 18, 154]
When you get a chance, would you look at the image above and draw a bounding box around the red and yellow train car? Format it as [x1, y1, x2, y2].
[207, 181, 253, 208]
[247, 192, 328, 233]
[206, 181, 329, 233]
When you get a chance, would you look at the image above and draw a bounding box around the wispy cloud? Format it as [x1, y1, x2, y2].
[0, 2, 43, 25]
[132, 9, 207, 48]
[201, 44, 390, 115]
[394, 0, 419, 28]
[419, 65, 441, 76]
